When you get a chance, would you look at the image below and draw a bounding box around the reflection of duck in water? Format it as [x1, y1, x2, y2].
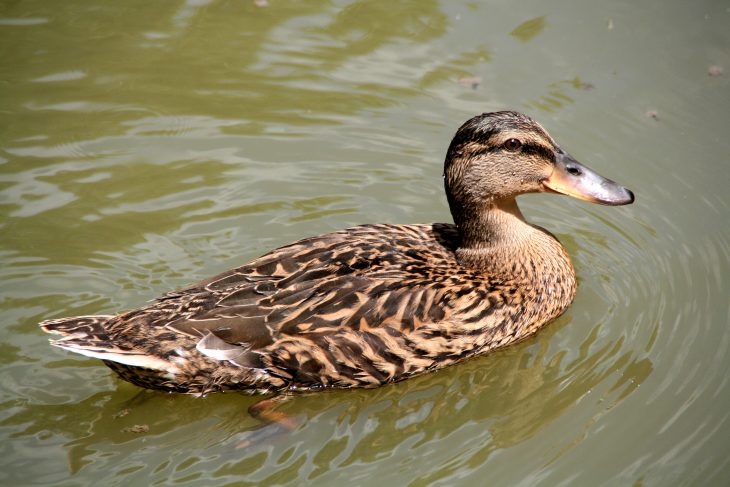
[41, 111, 634, 395]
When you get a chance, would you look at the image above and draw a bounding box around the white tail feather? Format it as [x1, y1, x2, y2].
[51, 341, 179, 373]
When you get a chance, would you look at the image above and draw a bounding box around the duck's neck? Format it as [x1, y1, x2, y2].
[454, 198, 541, 271]
[456, 197, 528, 245]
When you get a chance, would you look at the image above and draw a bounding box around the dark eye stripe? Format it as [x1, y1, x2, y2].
[469, 142, 555, 161]
[520, 143, 555, 161]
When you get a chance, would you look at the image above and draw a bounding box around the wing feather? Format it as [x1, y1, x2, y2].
[149, 224, 502, 356]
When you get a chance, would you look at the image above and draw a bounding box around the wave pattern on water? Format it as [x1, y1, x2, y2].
[2, 0, 730, 486]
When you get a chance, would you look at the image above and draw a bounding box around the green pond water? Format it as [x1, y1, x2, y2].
[2, 1, 730, 485]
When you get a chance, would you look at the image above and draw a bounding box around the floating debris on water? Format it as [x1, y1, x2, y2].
[458, 76, 481, 89]
[122, 424, 150, 434]
[708, 65, 723, 77]
[112, 408, 130, 419]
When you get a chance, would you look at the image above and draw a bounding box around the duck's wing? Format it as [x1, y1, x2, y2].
[148, 223, 502, 351]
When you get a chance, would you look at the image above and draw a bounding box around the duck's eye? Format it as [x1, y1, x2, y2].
[503, 138, 522, 151]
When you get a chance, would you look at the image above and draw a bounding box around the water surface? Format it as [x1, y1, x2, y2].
[1, 1, 729, 486]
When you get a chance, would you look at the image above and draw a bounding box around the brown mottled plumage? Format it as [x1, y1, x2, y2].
[40, 111, 634, 395]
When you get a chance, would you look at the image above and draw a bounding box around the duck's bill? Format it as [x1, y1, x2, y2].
[542, 152, 634, 206]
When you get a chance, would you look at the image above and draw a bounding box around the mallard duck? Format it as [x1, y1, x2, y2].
[41, 111, 634, 395]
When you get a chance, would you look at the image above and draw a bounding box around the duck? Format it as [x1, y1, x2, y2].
[40, 111, 634, 395]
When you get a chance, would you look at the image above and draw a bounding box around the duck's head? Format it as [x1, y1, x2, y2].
[444, 111, 634, 226]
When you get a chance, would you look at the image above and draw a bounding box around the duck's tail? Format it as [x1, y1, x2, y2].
[40, 314, 113, 341]
[39, 315, 173, 371]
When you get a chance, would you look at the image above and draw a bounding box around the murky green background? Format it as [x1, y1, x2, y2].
[2, 0, 729, 485]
